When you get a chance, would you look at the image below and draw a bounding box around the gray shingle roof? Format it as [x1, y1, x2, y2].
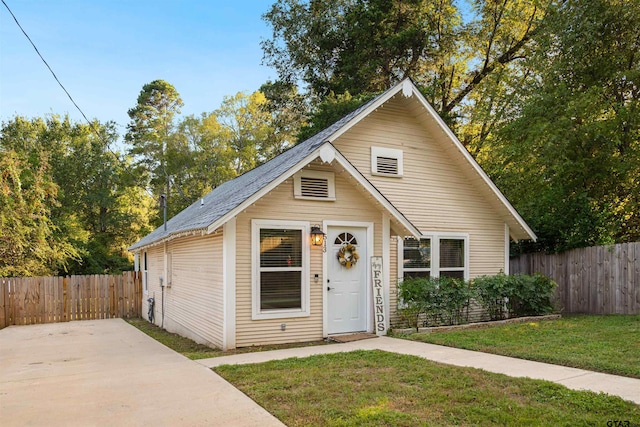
[128, 93, 383, 251]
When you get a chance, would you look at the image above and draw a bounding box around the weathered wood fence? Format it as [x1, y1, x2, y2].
[0, 271, 142, 328]
[510, 242, 639, 314]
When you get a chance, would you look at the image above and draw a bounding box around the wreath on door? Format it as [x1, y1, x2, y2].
[337, 243, 359, 269]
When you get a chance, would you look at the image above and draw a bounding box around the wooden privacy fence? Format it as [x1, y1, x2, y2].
[0, 271, 142, 328]
[510, 242, 639, 314]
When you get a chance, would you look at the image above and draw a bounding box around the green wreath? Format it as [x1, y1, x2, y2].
[337, 244, 359, 269]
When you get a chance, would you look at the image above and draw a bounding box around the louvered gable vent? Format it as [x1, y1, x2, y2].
[300, 176, 329, 198]
[293, 170, 336, 201]
[371, 146, 403, 177]
[376, 156, 398, 175]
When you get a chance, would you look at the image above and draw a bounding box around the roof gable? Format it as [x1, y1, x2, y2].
[129, 79, 534, 251]
[128, 85, 407, 251]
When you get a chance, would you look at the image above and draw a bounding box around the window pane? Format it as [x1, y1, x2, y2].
[403, 238, 430, 269]
[260, 271, 302, 310]
[440, 270, 464, 279]
[440, 239, 464, 268]
[404, 271, 430, 280]
[260, 229, 302, 268]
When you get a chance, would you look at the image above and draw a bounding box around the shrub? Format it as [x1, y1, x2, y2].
[397, 273, 558, 328]
[472, 273, 557, 320]
[472, 273, 510, 320]
[509, 273, 557, 316]
[398, 276, 472, 328]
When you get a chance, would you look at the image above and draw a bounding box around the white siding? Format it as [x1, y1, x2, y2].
[333, 96, 506, 278]
[140, 233, 224, 349]
[333, 95, 508, 326]
[235, 162, 384, 347]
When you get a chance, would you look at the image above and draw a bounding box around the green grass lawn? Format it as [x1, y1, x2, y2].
[126, 318, 331, 359]
[397, 314, 640, 378]
[214, 350, 639, 427]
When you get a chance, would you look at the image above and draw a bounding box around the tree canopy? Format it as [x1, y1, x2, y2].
[1, 0, 638, 277]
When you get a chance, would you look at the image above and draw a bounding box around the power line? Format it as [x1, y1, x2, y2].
[1, 0, 158, 199]
[2, 0, 104, 143]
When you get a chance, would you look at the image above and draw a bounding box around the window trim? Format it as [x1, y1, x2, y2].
[142, 251, 148, 294]
[293, 170, 336, 201]
[371, 146, 403, 177]
[252, 219, 311, 320]
[400, 233, 469, 281]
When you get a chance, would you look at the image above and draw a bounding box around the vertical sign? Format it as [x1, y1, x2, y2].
[371, 256, 386, 335]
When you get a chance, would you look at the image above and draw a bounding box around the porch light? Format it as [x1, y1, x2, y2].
[310, 225, 326, 250]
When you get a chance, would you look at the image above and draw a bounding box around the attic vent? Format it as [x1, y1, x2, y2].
[300, 177, 329, 198]
[371, 146, 403, 177]
[293, 170, 336, 201]
[376, 156, 398, 175]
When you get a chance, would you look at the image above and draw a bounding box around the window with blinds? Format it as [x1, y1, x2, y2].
[403, 237, 431, 280]
[402, 235, 467, 280]
[439, 239, 465, 278]
[259, 228, 303, 310]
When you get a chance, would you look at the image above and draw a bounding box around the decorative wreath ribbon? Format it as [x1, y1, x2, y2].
[337, 243, 359, 269]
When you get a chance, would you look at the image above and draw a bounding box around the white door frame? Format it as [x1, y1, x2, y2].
[322, 220, 374, 336]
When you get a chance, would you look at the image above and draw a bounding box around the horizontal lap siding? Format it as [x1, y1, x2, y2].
[142, 247, 164, 321]
[334, 96, 505, 281]
[235, 166, 383, 347]
[165, 234, 224, 348]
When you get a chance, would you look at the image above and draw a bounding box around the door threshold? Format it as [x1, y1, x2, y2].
[328, 333, 378, 343]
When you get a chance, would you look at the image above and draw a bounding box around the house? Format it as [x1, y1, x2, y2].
[128, 79, 536, 350]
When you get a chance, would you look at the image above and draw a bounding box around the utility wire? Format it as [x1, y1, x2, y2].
[2, 0, 104, 143]
[1, 0, 158, 199]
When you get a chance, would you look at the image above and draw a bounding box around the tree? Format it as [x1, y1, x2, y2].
[214, 91, 288, 174]
[262, 0, 553, 128]
[1, 115, 154, 275]
[174, 112, 237, 200]
[260, 80, 309, 146]
[483, 0, 640, 252]
[126, 80, 185, 223]
[0, 119, 79, 276]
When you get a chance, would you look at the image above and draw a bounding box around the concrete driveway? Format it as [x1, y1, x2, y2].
[0, 319, 284, 427]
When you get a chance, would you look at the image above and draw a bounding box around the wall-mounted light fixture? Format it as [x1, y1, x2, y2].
[310, 225, 326, 252]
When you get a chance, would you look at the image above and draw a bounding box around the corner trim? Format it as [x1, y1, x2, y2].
[223, 217, 236, 350]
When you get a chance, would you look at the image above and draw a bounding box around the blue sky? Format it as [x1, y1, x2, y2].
[0, 0, 277, 134]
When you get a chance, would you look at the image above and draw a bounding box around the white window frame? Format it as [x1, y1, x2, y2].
[142, 251, 148, 294]
[399, 233, 469, 281]
[402, 236, 432, 279]
[293, 170, 336, 201]
[371, 146, 403, 177]
[252, 219, 311, 320]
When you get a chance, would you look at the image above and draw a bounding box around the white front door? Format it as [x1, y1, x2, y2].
[327, 226, 367, 334]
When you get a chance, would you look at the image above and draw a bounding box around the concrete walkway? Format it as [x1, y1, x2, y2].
[0, 319, 284, 427]
[198, 335, 640, 405]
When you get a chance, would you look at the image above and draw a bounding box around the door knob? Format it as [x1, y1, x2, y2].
[327, 286, 334, 291]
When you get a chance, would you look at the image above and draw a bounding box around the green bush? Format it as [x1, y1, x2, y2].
[472, 273, 510, 320]
[397, 273, 558, 328]
[472, 273, 557, 320]
[398, 276, 472, 328]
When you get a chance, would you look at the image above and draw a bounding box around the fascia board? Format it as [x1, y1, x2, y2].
[205, 148, 325, 235]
